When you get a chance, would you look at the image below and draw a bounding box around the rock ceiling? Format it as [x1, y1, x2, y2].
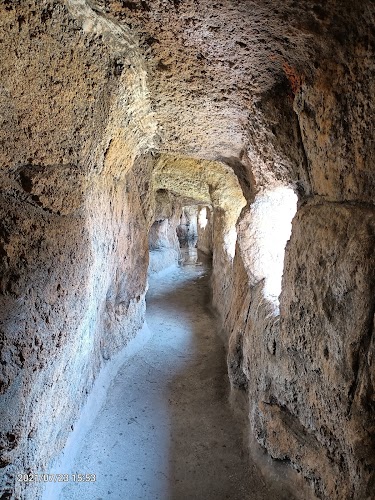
[90, 0, 371, 162]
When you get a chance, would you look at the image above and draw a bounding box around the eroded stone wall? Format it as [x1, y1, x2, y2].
[224, 81, 375, 500]
[0, 2, 155, 498]
[176, 206, 198, 247]
[148, 189, 181, 274]
[196, 206, 213, 256]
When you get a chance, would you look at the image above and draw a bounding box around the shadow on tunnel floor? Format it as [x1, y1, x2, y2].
[146, 253, 310, 500]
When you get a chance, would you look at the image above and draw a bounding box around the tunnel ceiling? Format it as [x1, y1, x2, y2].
[2, 0, 373, 201]
[101, 0, 313, 160]
[84, 0, 375, 195]
[153, 154, 246, 226]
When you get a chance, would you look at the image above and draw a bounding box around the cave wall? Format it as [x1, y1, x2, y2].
[196, 206, 213, 256]
[176, 205, 198, 247]
[0, 2, 155, 498]
[227, 204, 375, 500]
[148, 189, 181, 275]
[261, 56, 375, 497]
[223, 62, 375, 500]
[278, 203, 375, 498]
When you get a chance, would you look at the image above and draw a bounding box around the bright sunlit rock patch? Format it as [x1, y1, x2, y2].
[247, 186, 297, 311]
[224, 227, 238, 259]
[198, 206, 208, 229]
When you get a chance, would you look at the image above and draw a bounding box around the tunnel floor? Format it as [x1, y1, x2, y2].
[59, 249, 300, 500]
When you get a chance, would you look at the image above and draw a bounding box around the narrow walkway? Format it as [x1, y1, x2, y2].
[60, 250, 296, 500]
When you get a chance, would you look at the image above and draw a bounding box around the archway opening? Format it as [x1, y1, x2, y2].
[239, 185, 298, 313]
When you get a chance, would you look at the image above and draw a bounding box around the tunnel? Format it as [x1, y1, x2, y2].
[0, 1, 374, 499]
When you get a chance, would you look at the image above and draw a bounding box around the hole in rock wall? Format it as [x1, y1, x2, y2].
[198, 206, 208, 229]
[197, 205, 214, 258]
[244, 186, 297, 312]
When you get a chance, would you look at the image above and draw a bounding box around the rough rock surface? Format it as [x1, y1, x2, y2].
[1, 0, 375, 499]
[196, 206, 213, 257]
[227, 202, 375, 498]
[276, 202, 375, 498]
[176, 205, 198, 247]
[148, 189, 181, 274]
[0, 2, 155, 498]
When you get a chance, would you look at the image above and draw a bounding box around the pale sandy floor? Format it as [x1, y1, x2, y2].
[59, 249, 307, 500]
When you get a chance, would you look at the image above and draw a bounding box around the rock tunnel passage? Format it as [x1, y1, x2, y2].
[56, 250, 300, 500]
[1, 1, 375, 499]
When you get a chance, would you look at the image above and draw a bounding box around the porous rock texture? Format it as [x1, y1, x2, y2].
[148, 188, 182, 274]
[1, 0, 375, 499]
[0, 2, 155, 498]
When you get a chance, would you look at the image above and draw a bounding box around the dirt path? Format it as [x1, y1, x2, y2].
[59, 250, 299, 500]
